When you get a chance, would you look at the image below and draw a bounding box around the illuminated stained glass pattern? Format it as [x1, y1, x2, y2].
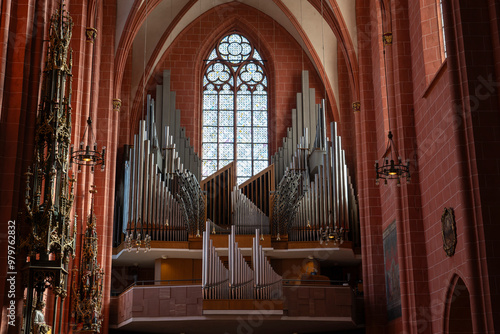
[203, 126, 217, 142]
[203, 111, 218, 126]
[238, 176, 250, 185]
[202, 33, 268, 183]
[254, 160, 268, 174]
[203, 160, 217, 176]
[219, 127, 234, 143]
[219, 144, 234, 159]
[237, 160, 252, 177]
[237, 144, 252, 159]
[253, 144, 268, 160]
[253, 111, 267, 126]
[219, 111, 233, 126]
[237, 111, 251, 126]
[253, 128, 267, 143]
[203, 143, 217, 159]
[237, 127, 252, 143]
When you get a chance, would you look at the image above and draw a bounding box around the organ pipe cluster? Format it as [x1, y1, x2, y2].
[120, 71, 205, 245]
[228, 226, 254, 299]
[271, 71, 359, 244]
[173, 170, 206, 237]
[202, 221, 229, 299]
[232, 186, 269, 235]
[253, 229, 282, 299]
[202, 222, 282, 300]
[291, 122, 358, 243]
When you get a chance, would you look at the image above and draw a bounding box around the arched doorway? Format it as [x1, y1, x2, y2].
[446, 277, 473, 333]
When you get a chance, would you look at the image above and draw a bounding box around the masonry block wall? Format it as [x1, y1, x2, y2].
[0, 1, 119, 333]
[120, 2, 327, 156]
[357, 0, 500, 333]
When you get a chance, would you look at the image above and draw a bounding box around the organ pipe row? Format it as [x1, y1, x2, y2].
[202, 221, 229, 299]
[116, 68, 204, 245]
[271, 71, 359, 243]
[232, 186, 269, 235]
[121, 85, 202, 244]
[253, 229, 282, 299]
[228, 226, 254, 299]
[290, 122, 359, 242]
[172, 170, 206, 237]
[156, 70, 201, 180]
[202, 222, 282, 300]
[272, 71, 319, 183]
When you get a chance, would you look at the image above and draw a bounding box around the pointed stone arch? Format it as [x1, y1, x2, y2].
[443, 275, 473, 334]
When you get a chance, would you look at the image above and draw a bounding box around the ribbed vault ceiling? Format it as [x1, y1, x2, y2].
[115, 0, 358, 121]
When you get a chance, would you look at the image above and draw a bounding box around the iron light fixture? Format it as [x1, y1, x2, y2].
[374, 5, 411, 186]
[375, 131, 410, 186]
[70, 116, 106, 173]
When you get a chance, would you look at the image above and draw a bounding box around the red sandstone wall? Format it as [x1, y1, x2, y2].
[0, 1, 119, 333]
[357, 0, 500, 333]
[121, 2, 326, 156]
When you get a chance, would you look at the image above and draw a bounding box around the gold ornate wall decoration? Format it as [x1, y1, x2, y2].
[441, 207, 457, 257]
[113, 98, 122, 112]
[383, 32, 393, 45]
[352, 101, 361, 112]
[20, 2, 76, 334]
[86, 27, 97, 43]
[71, 185, 104, 333]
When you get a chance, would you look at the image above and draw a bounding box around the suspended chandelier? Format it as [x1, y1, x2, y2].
[375, 130, 410, 185]
[70, 116, 106, 173]
[374, 3, 410, 186]
[69, 4, 105, 174]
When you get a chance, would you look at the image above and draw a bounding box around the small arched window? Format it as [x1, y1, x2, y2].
[436, 0, 447, 60]
[201, 33, 268, 185]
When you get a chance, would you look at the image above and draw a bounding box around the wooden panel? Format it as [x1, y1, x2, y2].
[200, 162, 235, 227]
[239, 164, 275, 217]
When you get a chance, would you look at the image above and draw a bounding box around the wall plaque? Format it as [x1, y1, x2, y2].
[441, 207, 457, 257]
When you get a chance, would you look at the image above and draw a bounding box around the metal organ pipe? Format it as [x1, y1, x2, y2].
[253, 230, 282, 300]
[270, 71, 359, 243]
[202, 221, 229, 299]
[232, 186, 269, 235]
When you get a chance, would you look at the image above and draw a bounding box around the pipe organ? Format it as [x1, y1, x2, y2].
[156, 70, 201, 180]
[171, 170, 206, 237]
[116, 69, 358, 248]
[202, 222, 282, 300]
[289, 122, 359, 243]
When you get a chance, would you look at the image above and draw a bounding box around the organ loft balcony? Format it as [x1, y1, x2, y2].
[110, 232, 364, 334]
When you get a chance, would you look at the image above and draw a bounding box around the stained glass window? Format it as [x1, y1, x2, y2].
[202, 33, 268, 185]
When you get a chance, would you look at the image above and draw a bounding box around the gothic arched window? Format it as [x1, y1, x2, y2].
[202, 33, 268, 185]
